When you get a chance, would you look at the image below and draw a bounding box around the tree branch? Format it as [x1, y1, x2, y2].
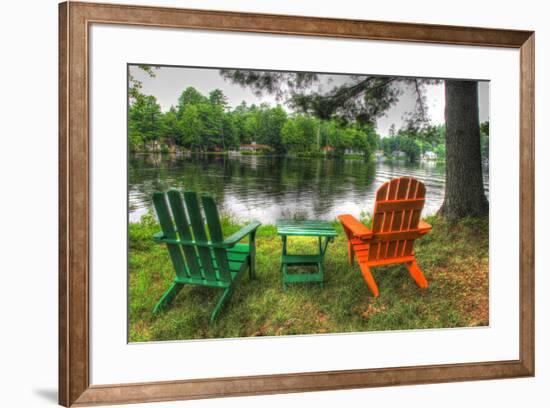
[414, 79, 428, 123]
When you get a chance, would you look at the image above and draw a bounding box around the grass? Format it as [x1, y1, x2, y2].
[128, 214, 489, 342]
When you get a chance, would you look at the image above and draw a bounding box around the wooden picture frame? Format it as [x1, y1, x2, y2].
[59, 1, 535, 406]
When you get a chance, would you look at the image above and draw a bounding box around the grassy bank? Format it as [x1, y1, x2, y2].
[129, 214, 488, 342]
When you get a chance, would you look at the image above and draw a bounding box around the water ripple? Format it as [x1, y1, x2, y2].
[128, 154, 489, 223]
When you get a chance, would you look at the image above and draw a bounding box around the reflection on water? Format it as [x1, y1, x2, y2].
[129, 153, 489, 224]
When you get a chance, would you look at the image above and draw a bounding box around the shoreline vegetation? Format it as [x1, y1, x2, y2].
[131, 149, 445, 166]
[129, 85, 489, 164]
[131, 149, 377, 161]
[130, 149, 447, 163]
[129, 213, 489, 341]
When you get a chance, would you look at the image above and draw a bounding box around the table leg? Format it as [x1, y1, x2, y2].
[319, 237, 333, 287]
[281, 235, 287, 289]
[279, 233, 333, 289]
[321, 236, 332, 255]
[318, 237, 324, 286]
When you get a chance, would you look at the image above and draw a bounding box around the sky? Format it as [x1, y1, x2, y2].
[130, 65, 489, 137]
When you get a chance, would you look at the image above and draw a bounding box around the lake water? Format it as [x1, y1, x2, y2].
[129, 153, 489, 224]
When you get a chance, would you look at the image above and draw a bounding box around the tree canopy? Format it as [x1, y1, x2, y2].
[128, 84, 380, 158]
[220, 69, 439, 127]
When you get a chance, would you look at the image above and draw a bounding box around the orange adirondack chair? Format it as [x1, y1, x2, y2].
[338, 177, 432, 297]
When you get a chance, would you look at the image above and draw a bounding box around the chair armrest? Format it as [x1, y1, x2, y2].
[338, 214, 373, 239]
[418, 220, 432, 234]
[153, 231, 165, 242]
[223, 221, 262, 247]
[154, 222, 262, 248]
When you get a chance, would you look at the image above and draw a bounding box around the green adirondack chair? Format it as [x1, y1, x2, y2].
[152, 189, 261, 322]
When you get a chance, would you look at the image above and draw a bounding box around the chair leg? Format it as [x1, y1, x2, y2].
[249, 231, 257, 280]
[348, 242, 355, 266]
[359, 263, 379, 297]
[211, 285, 234, 322]
[248, 253, 254, 280]
[405, 260, 429, 289]
[282, 263, 288, 290]
[153, 282, 184, 314]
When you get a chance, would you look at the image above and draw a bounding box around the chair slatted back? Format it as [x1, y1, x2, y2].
[202, 196, 231, 282]
[153, 189, 232, 284]
[369, 177, 426, 262]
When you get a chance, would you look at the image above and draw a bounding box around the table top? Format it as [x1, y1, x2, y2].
[276, 219, 338, 237]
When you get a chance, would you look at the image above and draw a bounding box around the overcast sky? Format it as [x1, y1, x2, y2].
[130, 65, 489, 137]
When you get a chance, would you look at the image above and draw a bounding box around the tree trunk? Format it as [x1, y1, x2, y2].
[438, 80, 488, 221]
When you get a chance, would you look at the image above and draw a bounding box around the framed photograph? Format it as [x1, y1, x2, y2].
[59, 1, 534, 406]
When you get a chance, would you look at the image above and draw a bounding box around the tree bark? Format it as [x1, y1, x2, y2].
[438, 80, 488, 221]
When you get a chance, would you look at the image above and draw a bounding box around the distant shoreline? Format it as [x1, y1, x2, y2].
[129, 150, 436, 163]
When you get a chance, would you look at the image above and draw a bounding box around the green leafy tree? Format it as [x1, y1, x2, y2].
[327, 123, 352, 155]
[209, 89, 229, 107]
[159, 107, 180, 146]
[399, 136, 421, 162]
[362, 123, 380, 156]
[381, 134, 420, 162]
[434, 144, 446, 159]
[177, 87, 207, 117]
[222, 113, 239, 149]
[197, 103, 224, 149]
[128, 95, 162, 150]
[264, 105, 288, 151]
[381, 137, 393, 157]
[295, 115, 318, 151]
[231, 104, 249, 145]
[179, 105, 203, 149]
[281, 119, 304, 152]
[242, 110, 259, 144]
[347, 128, 369, 155]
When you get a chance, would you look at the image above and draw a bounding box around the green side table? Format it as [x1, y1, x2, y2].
[276, 219, 338, 289]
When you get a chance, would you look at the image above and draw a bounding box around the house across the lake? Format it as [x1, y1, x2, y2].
[239, 141, 272, 152]
[422, 151, 438, 161]
[322, 145, 335, 154]
[392, 150, 407, 158]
